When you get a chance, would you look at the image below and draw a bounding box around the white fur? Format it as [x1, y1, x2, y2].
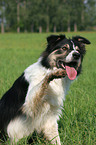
[71, 40, 75, 50]
[66, 50, 79, 62]
[7, 58, 71, 144]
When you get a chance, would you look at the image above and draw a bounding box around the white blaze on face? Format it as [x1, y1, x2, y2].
[65, 50, 75, 62]
[65, 41, 79, 63]
[71, 40, 76, 50]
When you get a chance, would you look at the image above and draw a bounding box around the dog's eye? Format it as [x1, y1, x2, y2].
[62, 47, 68, 50]
[62, 44, 69, 50]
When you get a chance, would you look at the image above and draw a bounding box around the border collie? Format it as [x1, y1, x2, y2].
[0, 35, 90, 144]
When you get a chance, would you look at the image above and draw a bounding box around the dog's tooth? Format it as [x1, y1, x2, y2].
[61, 63, 65, 69]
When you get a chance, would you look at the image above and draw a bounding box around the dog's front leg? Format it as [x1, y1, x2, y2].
[23, 69, 66, 117]
[43, 121, 61, 145]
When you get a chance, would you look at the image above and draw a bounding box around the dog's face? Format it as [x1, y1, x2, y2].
[41, 35, 90, 80]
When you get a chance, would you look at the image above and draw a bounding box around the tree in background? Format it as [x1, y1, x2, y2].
[5, 0, 17, 32]
[84, 0, 96, 30]
[0, 0, 96, 33]
[17, 0, 20, 33]
[0, 0, 6, 33]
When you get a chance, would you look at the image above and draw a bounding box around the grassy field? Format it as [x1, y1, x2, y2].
[0, 32, 96, 145]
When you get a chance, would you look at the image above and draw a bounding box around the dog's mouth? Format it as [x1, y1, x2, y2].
[57, 60, 78, 80]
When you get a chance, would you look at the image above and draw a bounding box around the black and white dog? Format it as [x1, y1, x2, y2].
[0, 35, 90, 144]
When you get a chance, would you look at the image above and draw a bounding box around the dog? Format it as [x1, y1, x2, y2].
[0, 34, 90, 144]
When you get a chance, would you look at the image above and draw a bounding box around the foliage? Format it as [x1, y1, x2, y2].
[0, 0, 96, 32]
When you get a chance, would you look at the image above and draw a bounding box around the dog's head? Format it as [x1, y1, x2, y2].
[41, 35, 90, 80]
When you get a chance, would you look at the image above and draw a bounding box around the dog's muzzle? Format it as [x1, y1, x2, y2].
[57, 51, 81, 80]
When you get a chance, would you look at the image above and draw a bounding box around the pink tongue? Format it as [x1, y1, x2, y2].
[65, 66, 77, 80]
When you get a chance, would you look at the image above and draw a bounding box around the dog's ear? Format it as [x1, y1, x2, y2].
[47, 35, 66, 45]
[72, 36, 91, 45]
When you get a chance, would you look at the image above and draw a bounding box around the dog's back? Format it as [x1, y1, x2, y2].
[0, 74, 29, 136]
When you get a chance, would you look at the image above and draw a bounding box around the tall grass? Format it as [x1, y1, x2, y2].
[0, 32, 96, 144]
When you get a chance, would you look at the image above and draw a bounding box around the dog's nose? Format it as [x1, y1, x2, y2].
[73, 52, 80, 59]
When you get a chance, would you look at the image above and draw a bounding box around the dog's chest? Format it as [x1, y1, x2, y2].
[45, 79, 65, 106]
[24, 62, 71, 107]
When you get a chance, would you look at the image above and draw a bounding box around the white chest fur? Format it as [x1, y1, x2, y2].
[24, 60, 71, 107]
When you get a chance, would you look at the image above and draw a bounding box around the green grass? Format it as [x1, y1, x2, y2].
[0, 32, 96, 145]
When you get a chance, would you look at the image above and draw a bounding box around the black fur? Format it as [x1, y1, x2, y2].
[72, 36, 91, 44]
[0, 73, 29, 133]
[47, 35, 66, 47]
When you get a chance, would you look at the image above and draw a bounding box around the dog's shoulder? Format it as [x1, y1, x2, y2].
[24, 60, 48, 85]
